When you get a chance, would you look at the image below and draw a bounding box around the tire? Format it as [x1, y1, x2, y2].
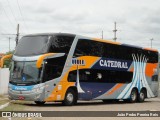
[138, 89, 146, 102]
[34, 101, 45, 105]
[129, 89, 138, 103]
[62, 89, 77, 106]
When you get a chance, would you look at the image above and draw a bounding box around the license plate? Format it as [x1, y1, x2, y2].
[18, 96, 25, 100]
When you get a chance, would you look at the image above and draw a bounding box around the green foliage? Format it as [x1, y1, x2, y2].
[3, 50, 14, 68]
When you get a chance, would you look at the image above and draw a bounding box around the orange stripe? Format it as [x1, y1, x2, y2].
[36, 53, 56, 68]
[107, 83, 123, 95]
[145, 63, 158, 77]
[143, 47, 158, 52]
[129, 67, 134, 72]
[93, 38, 121, 45]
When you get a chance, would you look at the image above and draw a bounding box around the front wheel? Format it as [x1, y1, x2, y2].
[62, 89, 77, 106]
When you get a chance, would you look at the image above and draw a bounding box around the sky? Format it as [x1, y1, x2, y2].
[0, 0, 160, 53]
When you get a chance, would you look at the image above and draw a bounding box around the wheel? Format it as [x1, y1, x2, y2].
[138, 89, 146, 102]
[129, 89, 138, 103]
[62, 89, 77, 106]
[34, 101, 45, 105]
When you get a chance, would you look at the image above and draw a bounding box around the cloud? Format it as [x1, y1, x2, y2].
[0, 0, 160, 52]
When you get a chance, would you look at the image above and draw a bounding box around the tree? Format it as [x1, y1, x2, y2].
[3, 50, 14, 68]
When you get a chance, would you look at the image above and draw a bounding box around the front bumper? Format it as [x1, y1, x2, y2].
[8, 89, 44, 101]
[8, 84, 45, 101]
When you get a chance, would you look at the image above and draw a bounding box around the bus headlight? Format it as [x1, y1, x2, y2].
[32, 86, 44, 93]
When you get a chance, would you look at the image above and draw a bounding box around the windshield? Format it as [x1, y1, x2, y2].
[14, 35, 75, 56]
[14, 36, 50, 56]
[10, 61, 41, 85]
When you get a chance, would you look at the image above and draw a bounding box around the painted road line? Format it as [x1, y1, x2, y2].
[0, 102, 10, 109]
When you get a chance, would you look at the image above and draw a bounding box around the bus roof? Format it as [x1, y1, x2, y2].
[23, 33, 158, 53]
[24, 33, 76, 37]
[92, 38, 158, 53]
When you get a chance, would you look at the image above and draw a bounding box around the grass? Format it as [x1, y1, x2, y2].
[0, 95, 10, 106]
[0, 95, 8, 99]
[0, 100, 10, 106]
[0, 100, 31, 111]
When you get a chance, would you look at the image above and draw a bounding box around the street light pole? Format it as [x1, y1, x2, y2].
[102, 30, 103, 39]
[16, 24, 19, 46]
[150, 38, 153, 48]
[8, 37, 11, 52]
[113, 22, 117, 41]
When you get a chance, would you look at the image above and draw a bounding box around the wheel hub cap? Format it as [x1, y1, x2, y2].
[66, 93, 73, 102]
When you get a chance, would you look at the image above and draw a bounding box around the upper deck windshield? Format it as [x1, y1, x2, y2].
[14, 34, 75, 56]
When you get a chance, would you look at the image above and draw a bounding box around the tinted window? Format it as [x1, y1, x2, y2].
[103, 43, 116, 58]
[15, 35, 75, 56]
[152, 75, 158, 81]
[148, 51, 158, 63]
[15, 36, 50, 56]
[74, 39, 134, 60]
[42, 56, 66, 82]
[74, 39, 158, 63]
[73, 39, 104, 57]
[48, 35, 74, 54]
[68, 69, 133, 83]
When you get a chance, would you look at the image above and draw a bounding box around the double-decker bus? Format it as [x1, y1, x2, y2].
[4, 33, 159, 106]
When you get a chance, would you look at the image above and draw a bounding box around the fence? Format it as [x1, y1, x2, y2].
[0, 68, 9, 95]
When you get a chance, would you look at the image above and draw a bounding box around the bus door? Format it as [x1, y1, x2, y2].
[76, 68, 93, 100]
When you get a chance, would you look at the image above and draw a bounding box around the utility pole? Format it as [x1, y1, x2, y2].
[8, 37, 11, 52]
[15, 24, 19, 46]
[150, 38, 153, 48]
[113, 22, 117, 41]
[102, 30, 103, 39]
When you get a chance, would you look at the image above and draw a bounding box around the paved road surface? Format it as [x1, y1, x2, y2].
[1, 89, 160, 120]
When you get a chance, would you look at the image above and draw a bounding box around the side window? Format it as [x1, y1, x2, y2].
[137, 50, 158, 63]
[68, 69, 133, 83]
[73, 39, 104, 57]
[103, 44, 115, 58]
[149, 51, 158, 63]
[42, 56, 66, 82]
[48, 35, 74, 54]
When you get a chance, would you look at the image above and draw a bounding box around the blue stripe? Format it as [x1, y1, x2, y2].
[9, 84, 34, 91]
[122, 61, 136, 99]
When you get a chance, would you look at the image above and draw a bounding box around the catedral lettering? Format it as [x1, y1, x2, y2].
[0, 33, 158, 106]
[99, 60, 128, 68]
